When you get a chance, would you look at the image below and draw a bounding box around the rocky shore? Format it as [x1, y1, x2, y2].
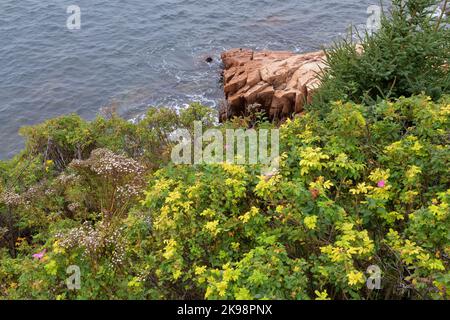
[219, 48, 326, 122]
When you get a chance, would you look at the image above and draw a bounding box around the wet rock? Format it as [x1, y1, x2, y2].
[220, 48, 326, 122]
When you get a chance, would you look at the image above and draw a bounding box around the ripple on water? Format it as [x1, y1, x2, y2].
[0, 0, 375, 158]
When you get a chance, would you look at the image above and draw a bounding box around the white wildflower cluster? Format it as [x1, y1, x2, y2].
[56, 220, 126, 267]
[134, 211, 152, 229]
[109, 231, 126, 266]
[71, 148, 145, 180]
[56, 222, 99, 252]
[0, 190, 23, 207]
[116, 182, 143, 202]
[22, 180, 49, 199]
[23, 185, 40, 198]
[67, 202, 81, 213]
[22, 183, 55, 205]
[0, 227, 8, 238]
[56, 173, 79, 185]
[70, 148, 146, 207]
[44, 188, 56, 196]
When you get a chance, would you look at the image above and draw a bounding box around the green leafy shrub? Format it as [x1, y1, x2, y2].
[0, 0, 448, 300]
[0, 95, 448, 300]
[19, 102, 217, 171]
[315, 0, 449, 111]
[133, 95, 449, 300]
[0, 103, 217, 297]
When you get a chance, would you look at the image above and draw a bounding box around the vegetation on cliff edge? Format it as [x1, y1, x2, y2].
[0, 0, 449, 300]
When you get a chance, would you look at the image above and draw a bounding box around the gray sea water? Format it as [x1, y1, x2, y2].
[0, 0, 376, 159]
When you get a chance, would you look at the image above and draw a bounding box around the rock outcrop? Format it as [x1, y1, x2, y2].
[220, 48, 326, 122]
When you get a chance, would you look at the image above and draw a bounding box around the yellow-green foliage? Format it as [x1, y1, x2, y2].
[0, 95, 449, 300]
[134, 95, 448, 300]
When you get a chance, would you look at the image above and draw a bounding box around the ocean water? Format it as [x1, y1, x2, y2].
[0, 0, 376, 159]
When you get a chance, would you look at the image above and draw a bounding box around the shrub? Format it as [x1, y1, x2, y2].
[69, 148, 146, 220]
[18, 103, 217, 171]
[133, 94, 449, 300]
[315, 0, 449, 112]
[0, 0, 448, 300]
[0, 95, 448, 300]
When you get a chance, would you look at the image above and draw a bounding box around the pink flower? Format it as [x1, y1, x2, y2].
[32, 249, 46, 260]
[377, 180, 386, 188]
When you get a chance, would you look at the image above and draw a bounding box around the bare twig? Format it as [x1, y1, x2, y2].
[435, 0, 449, 31]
